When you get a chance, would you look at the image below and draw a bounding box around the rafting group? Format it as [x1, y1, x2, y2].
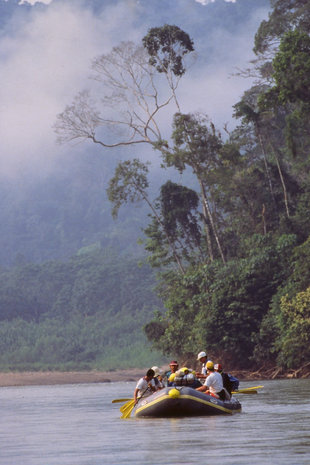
[115, 351, 263, 418]
[134, 352, 239, 406]
[114, 351, 264, 418]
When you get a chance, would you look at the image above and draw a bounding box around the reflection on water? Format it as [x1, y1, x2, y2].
[0, 379, 309, 465]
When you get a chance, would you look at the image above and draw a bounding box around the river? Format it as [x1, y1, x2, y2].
[0, 379, 309, 464]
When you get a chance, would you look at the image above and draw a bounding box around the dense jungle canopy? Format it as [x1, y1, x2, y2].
[1, 0, 309, 373]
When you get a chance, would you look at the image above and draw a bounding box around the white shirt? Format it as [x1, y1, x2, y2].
[203, 371, 223, 394]
[135, 377, 156, 398]
[201, 363, 207, 376]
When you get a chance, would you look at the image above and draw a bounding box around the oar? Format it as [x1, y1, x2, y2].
[120, 399, 135, 413]
[232, 385, 264, 394]
[120, 383, 152, 419]
[232, 389, 258, 394]
[121, 399, 136, 419]
[112, 398, 132, 403]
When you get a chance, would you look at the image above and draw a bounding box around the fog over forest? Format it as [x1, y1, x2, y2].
[0, 0, 269, 264]
[1, 0, 310, 373]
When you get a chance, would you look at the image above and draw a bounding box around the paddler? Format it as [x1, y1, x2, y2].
[151, 366, 165, 389]
[165, 360, 179, 386]
[196, 351, 208, 379]
[133, 368, 156, 404]
[195, 361, 226, 400]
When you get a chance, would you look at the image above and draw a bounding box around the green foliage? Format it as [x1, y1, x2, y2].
[271, 30, 310, 105]
[2, 8, 310, 373]
[254, 7, 310, 162]
[140, 20, 310, 371]
[142, 24, 194, 76]
[142, 178, 208, 274]
[107, 159, 150, 219]
[276, 287, 310, 367]
[160, 181, 200, 242]
[254, 0, 310, 55]
[253, 235, 310, 366]
[145, 234, 298, 368]
[168, 113, 223, 173]
[153, 181, 202, 262]
[0, 249, 166, 370]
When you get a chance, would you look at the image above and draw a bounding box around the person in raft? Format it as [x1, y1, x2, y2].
[151, 366, 165, 389]
[134, 368, 156, 404]
[196, 351, 208, 379]
[214, 363, 233, 397]
[195, 360, 226, 401]
[165, 360, 179, 386]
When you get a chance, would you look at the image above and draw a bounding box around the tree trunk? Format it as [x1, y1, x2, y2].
[269, 142, 290, 218]
[198, 179, 226, 264]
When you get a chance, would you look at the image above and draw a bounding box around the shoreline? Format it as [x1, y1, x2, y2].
[0, 366, 309, 387]
[0, 369, 147, 387]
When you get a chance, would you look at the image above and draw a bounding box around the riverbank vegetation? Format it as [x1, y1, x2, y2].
[1, 1, 309, 374]
[0, 251, 166, 371]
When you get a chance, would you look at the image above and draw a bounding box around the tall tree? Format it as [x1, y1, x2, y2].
[143, 181, 204, 269]
[55, 26, 194, 149]
[142, 24, 195, 111]
[161, 113, 226, 263]
[254, 0, 310, 56]
[107, 160, 186, 273]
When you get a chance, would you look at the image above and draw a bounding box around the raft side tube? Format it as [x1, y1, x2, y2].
[134, 386, 242, 418]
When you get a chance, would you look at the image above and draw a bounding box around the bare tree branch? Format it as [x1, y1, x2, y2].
[54, 41, 183, 148]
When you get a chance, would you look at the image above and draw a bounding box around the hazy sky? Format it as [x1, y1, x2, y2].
[195, 0, 236, 4]
[19, 0, 53, 4]
[0, 0, 269, 177]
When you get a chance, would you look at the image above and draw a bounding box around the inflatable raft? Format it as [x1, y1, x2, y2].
[134, 386, 241, 418]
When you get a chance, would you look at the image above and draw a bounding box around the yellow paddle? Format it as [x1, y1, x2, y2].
[232, 385, 264, 394]
[120, 399, 135, 413]
[120, 399, 136, 419]
[120, 383, 152, 419]
[232, 389, 258, 394]
[112, 398, 132, 403]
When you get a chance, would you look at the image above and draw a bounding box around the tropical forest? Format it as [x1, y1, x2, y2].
[0, 0, 309, 377]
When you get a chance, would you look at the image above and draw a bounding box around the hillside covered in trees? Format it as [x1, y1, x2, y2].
[0, 0, 268, 266]
[0, 250, 165, 370]
[0, 0, 309, 374]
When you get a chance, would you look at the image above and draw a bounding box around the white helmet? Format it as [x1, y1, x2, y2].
[197, 351, 207, 360]
[151, 366, 161, 377]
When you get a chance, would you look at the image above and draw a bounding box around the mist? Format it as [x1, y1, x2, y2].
[0, 0, 269, 178]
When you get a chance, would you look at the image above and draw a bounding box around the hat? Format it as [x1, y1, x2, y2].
[197, 351, 207, 360]
[151, 366, 162, 377]
[214, 363, 223, 372]
[206, 361, 214, 370]
[169, 360, 178, 366]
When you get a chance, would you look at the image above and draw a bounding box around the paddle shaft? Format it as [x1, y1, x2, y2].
[112, 398, 132, 403]
[232, 385, 264, 394]
[232, 389, 257, 394]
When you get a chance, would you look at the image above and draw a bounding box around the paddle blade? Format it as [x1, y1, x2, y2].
[120, 399, 135, 413]
[121, 401, 136, 419]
